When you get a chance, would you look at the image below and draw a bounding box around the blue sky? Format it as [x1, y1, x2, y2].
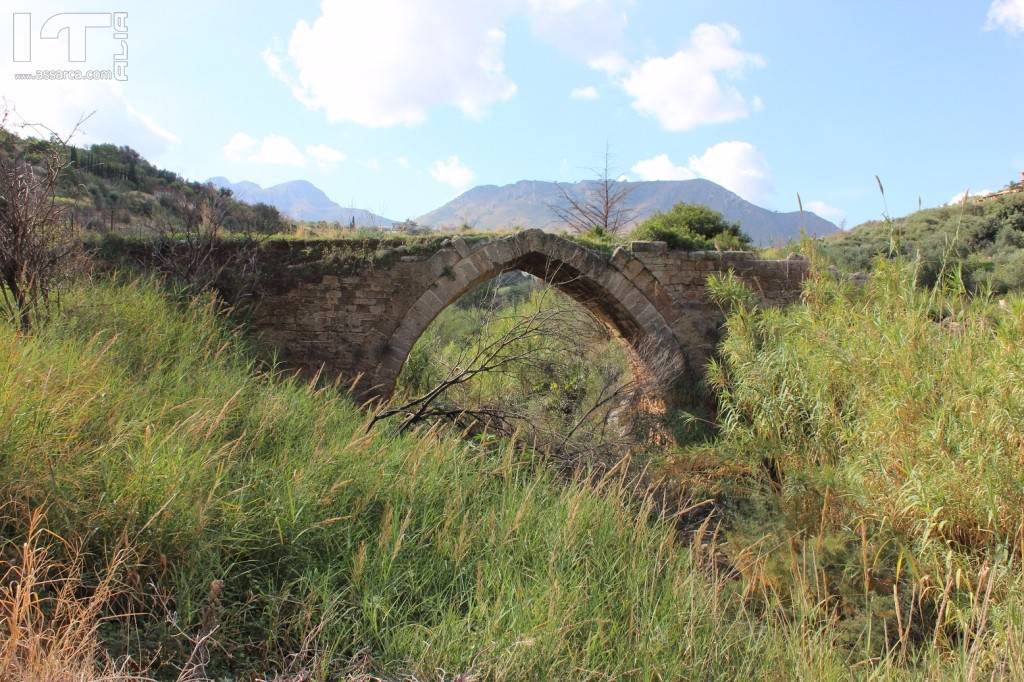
[3, 0, 1023, 226]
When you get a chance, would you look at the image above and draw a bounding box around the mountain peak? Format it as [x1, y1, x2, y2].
[417, 178, 836, 245]
[207, 177, 393, 226]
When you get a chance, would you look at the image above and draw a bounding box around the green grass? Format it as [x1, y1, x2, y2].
[679, 256, 1024, 673]
[5, 262, 1024, 679]
[709, 258, 1024, 550]
[0, 276, 809, 679]
[397, 281, 634, 446]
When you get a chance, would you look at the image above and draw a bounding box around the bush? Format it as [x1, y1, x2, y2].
[824, 193, 1024, 293]
[630, 203, 751, 250]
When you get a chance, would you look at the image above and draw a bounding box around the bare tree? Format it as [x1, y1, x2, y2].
[151, 189, 229, 290]
[149, 188, 266, 303]
[549, 144, 637, 236]
[0, 113, 86, 330]
[368, 284, 566, 433]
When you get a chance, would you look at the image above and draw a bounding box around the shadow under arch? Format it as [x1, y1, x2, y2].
[370, 230, 691, 401]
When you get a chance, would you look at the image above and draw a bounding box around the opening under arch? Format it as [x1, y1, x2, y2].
[371, 230, 687, 401]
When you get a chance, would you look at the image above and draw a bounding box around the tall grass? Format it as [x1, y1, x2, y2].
[710, 258, 1024, 550]
[4, 268, 1024, 678]
[0, 277, 807, 679]
[698, 255, 1024, 674]
[0, 509, 143, 681]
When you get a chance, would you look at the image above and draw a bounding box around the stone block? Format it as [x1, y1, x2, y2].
[246, 233, 808, 402]
[630, 241, 668, 254]
[450, 236, 472, 258]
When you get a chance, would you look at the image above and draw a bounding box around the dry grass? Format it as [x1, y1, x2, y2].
[0, 508, 146, 681]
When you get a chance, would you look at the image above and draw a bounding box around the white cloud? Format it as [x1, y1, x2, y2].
[631, 141, 773, 202]
[265, 0, 633, 127]
[621, 23, 765, 131]
[397, 156, 411, 169]
[252, 136, 306, 166]
[223, 133, 307, 166]
[948, 189, 993, 205]
[688, 141, 773, 201]
[588, 51, 629, 75]
[430, 155, 475, 189]
[266, 0, 518, 127]
[1, 79, 178, 161]
[305, 143, 347, 169]
[223, 133, 257, 163]
[631, 154, 696, 181]
[987, 0, 1024, 33]
[570, 85, 599, 100]
[0, 0, 179, 158]
[804, 200, 845, 224]
[261, 48, 288, 82]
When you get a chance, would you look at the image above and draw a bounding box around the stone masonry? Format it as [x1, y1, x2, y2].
[249, 229, 809, 401]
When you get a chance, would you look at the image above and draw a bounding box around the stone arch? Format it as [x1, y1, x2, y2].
[370, 229, 692, 400]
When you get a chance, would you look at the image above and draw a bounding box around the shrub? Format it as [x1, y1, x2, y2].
[825, 193, 1024, 293]
[630, 203, 751, 250]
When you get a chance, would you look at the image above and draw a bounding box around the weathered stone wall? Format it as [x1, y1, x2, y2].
[247, 230, 809, 400]
[621, 242, 808, 378]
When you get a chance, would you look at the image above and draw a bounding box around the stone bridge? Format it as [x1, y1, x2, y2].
[251, 230, 809, 401]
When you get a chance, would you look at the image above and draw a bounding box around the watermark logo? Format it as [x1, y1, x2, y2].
[11, 11, 127, 82]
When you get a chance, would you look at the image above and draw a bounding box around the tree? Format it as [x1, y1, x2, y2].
[0, 114, 85, 330]
[550, 144, 636, 236]
[631, 203, 751, 250]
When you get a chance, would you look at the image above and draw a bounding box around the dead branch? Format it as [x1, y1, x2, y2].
[148, 189, 268, 304]
[549, 143, 637, 236]
[370, 264, 682, 468]
[0, 111, 88, 330]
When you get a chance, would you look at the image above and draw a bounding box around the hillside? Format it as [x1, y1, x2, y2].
[416, 179, 838, 245]
[0, 131, 293, 235]
[824, 191, 1024, 292]
[209, 176, 394, 226]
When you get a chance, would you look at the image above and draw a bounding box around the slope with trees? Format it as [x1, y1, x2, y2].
[0, 128, 292, 237]
[824, 191, 1024, 292]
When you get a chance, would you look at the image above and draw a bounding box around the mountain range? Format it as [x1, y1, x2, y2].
[211, 176, 838, 246]
[207, 177, 394, 226]
[417, 179, 838, 246]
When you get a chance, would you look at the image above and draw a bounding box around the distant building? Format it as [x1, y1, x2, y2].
[974, 171, 1024, 203]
